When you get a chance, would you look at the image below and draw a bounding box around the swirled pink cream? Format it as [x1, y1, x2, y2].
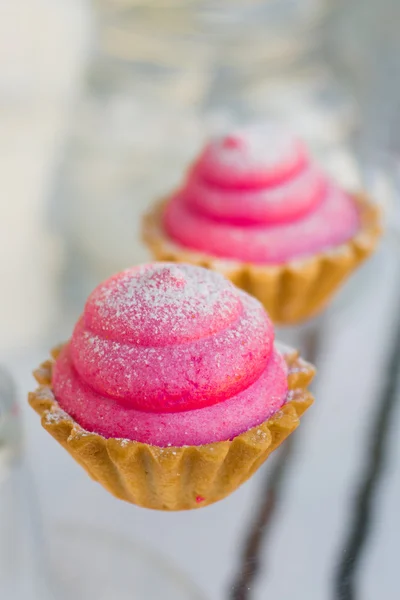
[52, 264, 288, 447]
[163, 125, 360, 264]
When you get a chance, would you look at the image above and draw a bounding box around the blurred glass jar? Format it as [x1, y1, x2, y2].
[52, 0, 360, 302]
[0, 367, 51, 600]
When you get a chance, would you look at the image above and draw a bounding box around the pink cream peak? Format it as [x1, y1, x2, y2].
[52, 264, 288, 447]
[164, 125, 360, 264]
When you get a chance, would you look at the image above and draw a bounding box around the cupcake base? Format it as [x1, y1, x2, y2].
[29, 346, 314, 511]
[142, 194, 381, 325]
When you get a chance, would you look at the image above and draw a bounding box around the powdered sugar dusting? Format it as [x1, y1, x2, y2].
[44, 408, 69, 425]
[85, 263, 241, 346]
[210, 124, 303, 172]
[34, 387, 55, 402]
[53, 343, 288, 447]
[197, 122, 307, 189]
[64, 263, 275, 416]
[52, 262, 289, 446]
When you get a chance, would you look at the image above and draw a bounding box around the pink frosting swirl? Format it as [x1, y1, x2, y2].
[196, 127, 308, 189]
[52, 264, 288, 446]
[163, 125, 360, 264]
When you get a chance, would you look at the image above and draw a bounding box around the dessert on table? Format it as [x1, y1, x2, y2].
[143, 124, 381, 324]
[29, 263, 314, 510]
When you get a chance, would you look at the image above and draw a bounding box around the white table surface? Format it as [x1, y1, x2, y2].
[5, 248, 399, 600]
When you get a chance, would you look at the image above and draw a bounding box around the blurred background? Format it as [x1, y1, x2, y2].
[1, 1, 400, 599]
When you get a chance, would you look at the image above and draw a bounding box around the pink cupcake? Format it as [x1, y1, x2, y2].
[29, 263, 314, 510]
[144, 124, 381, 324]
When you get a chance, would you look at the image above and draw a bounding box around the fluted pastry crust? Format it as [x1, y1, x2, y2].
[29, 345, 315, 511]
